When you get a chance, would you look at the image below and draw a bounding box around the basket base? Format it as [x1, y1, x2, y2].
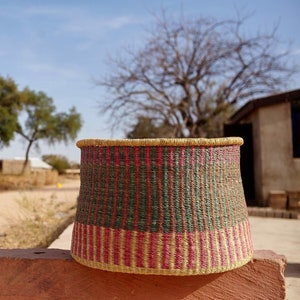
[71, 252, 253, 275]
[70, 218, 253, 275]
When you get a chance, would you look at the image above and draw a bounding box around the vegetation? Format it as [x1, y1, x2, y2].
[0, 76, 82, 173]
[126, 116, 174, 138]
[0, 193, 76, 248]
[0, 76, 24, 147]
[0, 171, 58, 191]
[16, 89, 82, 173]
[97, 11, 297, 138]
[42, 154, 71, 174]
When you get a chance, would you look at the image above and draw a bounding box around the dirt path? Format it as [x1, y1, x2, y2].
[0, 178, 80, 247]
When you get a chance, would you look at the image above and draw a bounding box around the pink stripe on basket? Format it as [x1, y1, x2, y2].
[71, 219, 253, 272]
[209, 146, 214, 165]
[149, 232, 157, 269]
[82, 224, 88, 260]
[209, 230, 217, 268]
[88, 225, 94, 261]
[217, 229, 227, 267]
[96, 226, 101, 263]
[124, 230, 132, 267]
[200, 147, 206, 165]
[78, 223, 83, 259]
[240, 219, 252, 259]
[156, 146, 164, 167]
[175, 234, 183, 269]
[162, 234, 171, 269]
[113, 229, 120, 265]
[179, 147, 185, 167]
[136, 231, 145, 268]
[199, 231, 207, 269]
[103, 227, 110, 264]
[233, 225, 241, 262]
[187, 233, 196, 269]
[71, 223, 77, 255]
[169, 147, 175, 168]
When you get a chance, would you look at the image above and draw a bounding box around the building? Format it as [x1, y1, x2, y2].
[0, 157, 52, 175]
[224, 89, 300, 207]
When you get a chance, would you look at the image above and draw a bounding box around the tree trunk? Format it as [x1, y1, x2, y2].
[21, 139, 34, 175]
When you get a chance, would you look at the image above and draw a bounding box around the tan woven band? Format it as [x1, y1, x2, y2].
[76, 137, 243, 148]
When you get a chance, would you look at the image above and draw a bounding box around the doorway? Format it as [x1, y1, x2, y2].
[224, 123, 256, 205]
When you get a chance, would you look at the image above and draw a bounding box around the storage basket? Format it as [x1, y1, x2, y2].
[71, 137, 253, 275]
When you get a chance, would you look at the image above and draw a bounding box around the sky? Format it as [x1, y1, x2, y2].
[0, 0, 299, 163]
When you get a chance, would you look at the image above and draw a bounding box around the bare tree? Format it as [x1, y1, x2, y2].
[96, 11, 297, 138]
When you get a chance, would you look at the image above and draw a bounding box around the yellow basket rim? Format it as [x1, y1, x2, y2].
[76, 137, 243, 148]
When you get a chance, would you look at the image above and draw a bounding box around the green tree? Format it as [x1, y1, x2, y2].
[0, 76, 23, 147]
[97, 11, 298, 138]
[126, 116, 174, 138]
[42, 154, 71, 174]
[16, 89, 82, 173]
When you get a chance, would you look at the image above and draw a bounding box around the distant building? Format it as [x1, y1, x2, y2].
[0, 157, 52, 175]
[225, 89, 300, 208]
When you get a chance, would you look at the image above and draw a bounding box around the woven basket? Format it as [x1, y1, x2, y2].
[71, 137, 253, 275]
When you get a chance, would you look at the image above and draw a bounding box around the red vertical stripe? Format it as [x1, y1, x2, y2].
[110, 147, 120, 228]
[179, 147, 187, 232]
[209, 231, 217, 267]
[103, 227, 110, 264]
[136, 231, 145, 267]
[71, 223, 78, 255]
[88, 225, 94, 261]
[199, 232, 207, 269]
[124, 230, 132, 267]
[187, 233, 196, 269]
[157, 147, 164, 232]
[168, 147, 175, 232]
[162, 234, 171, 269]
[145, 147, 153, 232]
[225, 227, 235, 264]
[121, 147, 130, 228]
[82, 224, 88, 260]
[189, 146, 197, 232]
[234, 225, 241, 261]
[93, 147, 103, 226]
[96, 226, 101, 263]
[101, 147, 111, 226]
[113, 229, 120, 265]
[133, 147, 141, 231]
[149, 232, 157, 269]
[218, 230, 227, 267]
[175, 234, 183, 269]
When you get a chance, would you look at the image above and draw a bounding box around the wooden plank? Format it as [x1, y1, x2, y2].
[0, 249, 286, 300]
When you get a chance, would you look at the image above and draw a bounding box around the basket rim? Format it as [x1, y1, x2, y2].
[76, 137, 243, 148]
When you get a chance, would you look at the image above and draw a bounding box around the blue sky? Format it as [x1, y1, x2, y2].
[0, 0, 299, 163]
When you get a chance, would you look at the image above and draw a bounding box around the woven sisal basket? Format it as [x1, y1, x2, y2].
[71, 137, 253, 275]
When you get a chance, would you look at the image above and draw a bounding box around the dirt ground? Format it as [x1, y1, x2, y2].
[0, 177, 80, 248]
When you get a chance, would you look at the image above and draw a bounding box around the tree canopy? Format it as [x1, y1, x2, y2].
[0, 76, 82, 174]
[16, 88, 82, 173]
[42, 154, 71, 174]
[0, 76, 24, 147]
[97, 11, 298, 138]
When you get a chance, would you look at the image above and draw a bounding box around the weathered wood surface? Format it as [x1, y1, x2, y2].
[0, 249, 286, 299]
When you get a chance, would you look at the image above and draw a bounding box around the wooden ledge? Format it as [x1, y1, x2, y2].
[0, 249, 286, 299]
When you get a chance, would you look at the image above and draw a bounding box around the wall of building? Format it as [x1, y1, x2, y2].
[0, 160, 30, 175]
[253, 102, 300, 205]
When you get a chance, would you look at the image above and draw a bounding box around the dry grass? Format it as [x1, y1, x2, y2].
[0, 170, 59, 191]
[0, 193, 76, 248]
[0, 174, 79, 248]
